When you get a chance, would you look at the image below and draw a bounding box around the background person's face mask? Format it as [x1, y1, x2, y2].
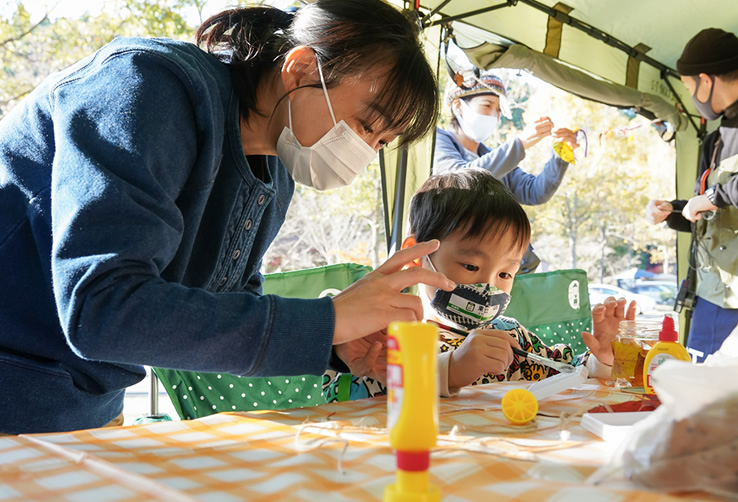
[691, 75, 722, 121]
[453, 98, 498, 144]
[427, 256, 511, 330]
[276, 55, 377, 191]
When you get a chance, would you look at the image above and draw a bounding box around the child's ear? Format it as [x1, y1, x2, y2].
[401, 235, 423, 267]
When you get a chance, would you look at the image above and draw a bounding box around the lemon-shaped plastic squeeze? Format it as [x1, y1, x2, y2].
[553, 141, 576, 165]
[553, 128, 588, 165]
[501, 388, 539, 424]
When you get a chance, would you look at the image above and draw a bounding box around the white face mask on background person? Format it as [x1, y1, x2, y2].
[276, 55, 378, 191]
[453, 98, 499, 144]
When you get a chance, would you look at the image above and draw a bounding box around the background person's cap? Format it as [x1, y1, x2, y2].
[445, 70, 512, 119]
[677, 28, 738, 76]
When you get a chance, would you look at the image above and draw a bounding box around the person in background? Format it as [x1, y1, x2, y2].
[645, 28, 738, 362]
[434, 70, 581, 272]
[0, 0, 454, 434]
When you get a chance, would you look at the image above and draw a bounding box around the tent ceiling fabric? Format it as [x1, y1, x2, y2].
[377, 1, 735, 336]
[421, 0, 738, 124]
[464, 42, 686, 130]
[422, 0, 738, 73]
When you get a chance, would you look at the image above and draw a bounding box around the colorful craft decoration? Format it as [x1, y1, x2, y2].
[553, 128, 588, 165]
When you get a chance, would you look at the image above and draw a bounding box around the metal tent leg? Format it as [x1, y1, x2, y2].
[131, 367, 173, 425]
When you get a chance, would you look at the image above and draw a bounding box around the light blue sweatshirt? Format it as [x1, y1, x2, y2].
[434, 127, 569, 205]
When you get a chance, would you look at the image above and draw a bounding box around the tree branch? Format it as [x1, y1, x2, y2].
[0, 13, 49, 47]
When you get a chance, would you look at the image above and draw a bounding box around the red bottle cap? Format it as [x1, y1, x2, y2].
[659, 315, 678, 342]
[396, 450, 430, 471]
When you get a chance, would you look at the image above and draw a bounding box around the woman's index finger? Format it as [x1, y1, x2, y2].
[384, 265, 455, 293]
[374, 239, 440, 274]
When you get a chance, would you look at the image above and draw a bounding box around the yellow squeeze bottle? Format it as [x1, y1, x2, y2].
[384, 322, 441, 502]
[642, 314, 691, 395]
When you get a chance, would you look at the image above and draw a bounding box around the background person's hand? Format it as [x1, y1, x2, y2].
[331, 239, 455, 345]
[334, 331, 387, 383]
[519, 116, 554, 150]
[682, 194, 717, 222]
[447, 329, 520, 389]
[551, 127, 580, 149]
[581, 297, 637, 365]
[646, 199, 673, 225]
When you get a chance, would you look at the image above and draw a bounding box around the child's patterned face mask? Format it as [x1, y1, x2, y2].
[427, 256, 511, 330]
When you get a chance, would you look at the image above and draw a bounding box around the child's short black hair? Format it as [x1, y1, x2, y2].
[409, 168, 530, 252]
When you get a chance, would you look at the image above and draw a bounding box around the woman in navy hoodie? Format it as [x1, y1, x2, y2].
[0, 0, 453, 434]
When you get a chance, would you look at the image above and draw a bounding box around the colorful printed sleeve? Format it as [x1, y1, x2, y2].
[478, 317, 589, 384]
[437, 316, 591, 387]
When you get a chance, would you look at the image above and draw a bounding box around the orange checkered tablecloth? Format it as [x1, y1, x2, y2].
[0, 381, 721, 501]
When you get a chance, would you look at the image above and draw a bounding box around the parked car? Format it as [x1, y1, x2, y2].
[628, 281, 678, 306]
[587, 283, 658, 314]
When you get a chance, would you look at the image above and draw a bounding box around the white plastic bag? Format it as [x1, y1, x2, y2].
[589, 329, 738, 496]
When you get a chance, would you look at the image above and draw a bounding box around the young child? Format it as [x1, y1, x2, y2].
[405, 168, 635, 396]
[323, 168, 635, 400]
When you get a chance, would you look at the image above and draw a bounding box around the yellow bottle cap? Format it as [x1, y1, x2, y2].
[501, 388, 539, 424]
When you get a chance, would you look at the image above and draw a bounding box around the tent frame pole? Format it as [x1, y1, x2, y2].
[420, 0, 453, 24]
[379, 150, 392, 253]
[423, 1, 515, 26]
[515, 0, 680, 79]
[426, 0, 679, 80]
[388, 145, 409, 254]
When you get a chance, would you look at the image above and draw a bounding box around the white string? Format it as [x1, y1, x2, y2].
[294, 422, 350, 474]
[288, 396, 628, 471]
[292, 418, 390, 475]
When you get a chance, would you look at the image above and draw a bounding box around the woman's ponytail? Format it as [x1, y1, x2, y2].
[196, 7, 293, 65]
[196, 7, 295, 120]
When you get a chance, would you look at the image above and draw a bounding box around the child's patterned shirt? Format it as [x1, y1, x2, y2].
[323, 314, 606, 402]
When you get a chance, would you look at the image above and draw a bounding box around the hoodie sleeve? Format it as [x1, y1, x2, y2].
[433, 128, 523, 179]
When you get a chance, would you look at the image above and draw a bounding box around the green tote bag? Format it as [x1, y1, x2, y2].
[505, 269, 592, 355]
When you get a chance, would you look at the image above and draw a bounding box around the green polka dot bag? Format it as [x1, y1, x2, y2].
[504, 269, 593, 356]
[153, 263, 372, 420]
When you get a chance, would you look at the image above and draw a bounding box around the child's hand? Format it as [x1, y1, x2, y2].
[334, 331, 388, 384]
[447, 329, 520, 389]
[581, 297, 637, 365]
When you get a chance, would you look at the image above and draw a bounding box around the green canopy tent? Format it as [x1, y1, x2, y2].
[380, 0, 738, 336]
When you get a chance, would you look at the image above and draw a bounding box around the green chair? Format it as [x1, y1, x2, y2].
[504, 268, 592, 355]
[152, 263, 372, 420]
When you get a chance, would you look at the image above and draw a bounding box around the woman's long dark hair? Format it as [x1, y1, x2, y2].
[196, 0, 438, 145]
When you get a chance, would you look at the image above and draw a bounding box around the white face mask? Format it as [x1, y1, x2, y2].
[276, 56, 377, 191]
[453, 98, 498, 144]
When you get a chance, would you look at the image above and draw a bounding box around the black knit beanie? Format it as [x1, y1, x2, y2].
[677, 28, 738, 76]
